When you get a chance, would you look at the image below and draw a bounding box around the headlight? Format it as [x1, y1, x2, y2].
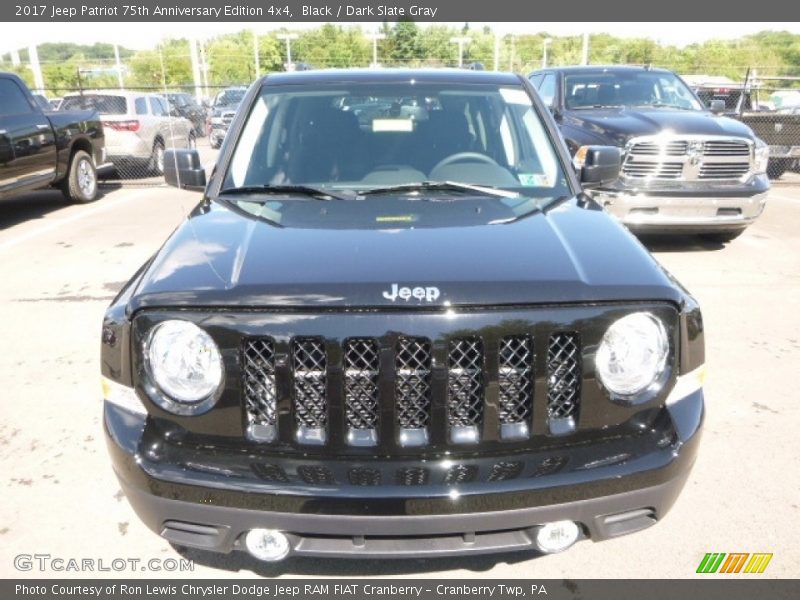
[595, 312, 668, 398]
[754, 139, 770, 174]
[146, 320, 223, 410]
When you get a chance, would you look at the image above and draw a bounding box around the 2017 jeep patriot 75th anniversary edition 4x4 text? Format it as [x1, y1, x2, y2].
[102, 69, 705, 562]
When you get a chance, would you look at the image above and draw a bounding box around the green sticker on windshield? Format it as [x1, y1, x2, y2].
[518, 173, 549, 187]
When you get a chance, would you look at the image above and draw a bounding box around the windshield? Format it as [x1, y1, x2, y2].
[565, 71, 703, 110]
[61, 94, 128, 115]
[222, 81, 570, 203]
[215, 89, 246, 107]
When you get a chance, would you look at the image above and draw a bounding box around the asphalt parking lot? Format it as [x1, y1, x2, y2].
[1, 147, 798, 578]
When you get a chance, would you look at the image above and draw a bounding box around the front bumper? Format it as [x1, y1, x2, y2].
[593, 175, 769, 233]
[105, 385, 703, 559]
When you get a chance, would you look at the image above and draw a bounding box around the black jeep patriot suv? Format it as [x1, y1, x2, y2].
[102, 69, 705, 562]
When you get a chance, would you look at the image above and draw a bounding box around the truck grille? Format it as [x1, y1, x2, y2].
[243, 331, 582, 447]
[622, 136, 753, 182]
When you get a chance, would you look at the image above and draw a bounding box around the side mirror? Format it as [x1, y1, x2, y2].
[578, 146, 621, 188]
[164, 149, 206, 191]
[709, 99, 726, 114]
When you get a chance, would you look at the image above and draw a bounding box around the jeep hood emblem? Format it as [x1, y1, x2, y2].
[382, 283, 441, 302]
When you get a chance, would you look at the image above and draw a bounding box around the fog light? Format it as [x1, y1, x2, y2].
[535, 520, 580, 553]
[244, 529, 290, 562]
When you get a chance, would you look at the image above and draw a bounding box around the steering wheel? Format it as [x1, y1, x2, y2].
[430, 152, 499, 174]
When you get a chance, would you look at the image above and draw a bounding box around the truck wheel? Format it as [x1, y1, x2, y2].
[767, 159, 790, 179]
[61, 150, 98, 203]
[702, 230, 744, 244]
[150, 140, 166, 175]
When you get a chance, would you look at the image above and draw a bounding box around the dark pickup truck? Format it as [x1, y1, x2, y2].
[689, 78, 800, 179]
[529, 66, 769, 242]
[0, 72, 105, 203]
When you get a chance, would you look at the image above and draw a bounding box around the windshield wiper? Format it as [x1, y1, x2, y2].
[359, 181, 518, 199]
[217, 184, 354, 201]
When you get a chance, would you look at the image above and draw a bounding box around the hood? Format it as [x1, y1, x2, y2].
[129, 196, 682, 312]
[564, 107, 756, 147]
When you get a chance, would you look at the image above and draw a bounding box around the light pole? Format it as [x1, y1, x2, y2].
[450, 36, 471, 68]
[367, 32, 386, 68]
[277, 33, 299, 71]
[542, 37, 552, 69]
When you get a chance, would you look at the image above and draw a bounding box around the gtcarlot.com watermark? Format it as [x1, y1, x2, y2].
[14, 553, 194, 573]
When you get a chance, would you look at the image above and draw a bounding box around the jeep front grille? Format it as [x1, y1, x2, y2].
[343, 338, 380, 446]
[395, 337, 432, 447]
[547, 333, 581, 435]
[242, 339, 277, 442]
[622, 135, 754, 182]
[497, 335, 534, 440]
[242, 331, 583, 446]
[292, 338, 327, 444]
[447, 338, 484, 444]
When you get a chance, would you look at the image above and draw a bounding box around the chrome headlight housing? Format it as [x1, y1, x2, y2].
[754, 138, 770, 175]
[595, 312, 669, 399]
[145, 320, 223, 414]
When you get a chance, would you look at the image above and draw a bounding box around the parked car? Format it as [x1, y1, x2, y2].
[0, 72, 105, 203]
[529, 65, 770, 242]
[102, 68, 705, 563]
[165, 92, 207, 137]
[685, 76, 800, 179]
[61, 91, 194, 176]
[207, 86, 247, 149]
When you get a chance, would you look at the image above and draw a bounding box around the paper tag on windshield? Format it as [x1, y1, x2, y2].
[518, 173, 549, 187]
[500, 88, 532, 105]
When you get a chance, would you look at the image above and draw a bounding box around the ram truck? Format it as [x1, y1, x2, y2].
[529, 65, 770, 242]
[102, 69, 705, 563]
[0, 72, 105, 203]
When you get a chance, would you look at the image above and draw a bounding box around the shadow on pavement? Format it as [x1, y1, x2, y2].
[638, 234, 726, 253]
[0, 190, 76, 230]
[174, 545, 540, 577]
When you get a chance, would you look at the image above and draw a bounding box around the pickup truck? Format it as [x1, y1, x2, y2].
[529, 65, 770, 242]
[0, 72, 105, 203]
[687, 78, 800, 179]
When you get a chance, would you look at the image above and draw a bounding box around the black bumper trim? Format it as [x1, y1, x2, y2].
[119, 465, 691, 557]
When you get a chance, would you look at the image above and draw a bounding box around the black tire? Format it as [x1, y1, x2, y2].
[149, 140, 166, 175]
[61, 150, 98, 203]
[767, 158, 790, 180]
[702, 230, 745, 244]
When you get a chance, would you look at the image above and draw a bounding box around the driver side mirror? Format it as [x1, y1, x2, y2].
[578, 146, 621, 188]
[164, 149, 206, 192]
[709, 99, 726, 114]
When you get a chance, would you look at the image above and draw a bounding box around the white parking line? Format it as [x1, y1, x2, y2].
[0, 188, 154, 253]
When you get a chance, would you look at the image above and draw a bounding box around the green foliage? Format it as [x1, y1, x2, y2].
[9, 26, 800, 94]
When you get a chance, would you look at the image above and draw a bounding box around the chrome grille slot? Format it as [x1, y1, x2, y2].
[699, 162, 750, 179]
[395, 337, 432, 447]
[242, 338, 278, 442]
[621, 161, 683, 179]
[629, 141, 688, 156]
[292, 338, 327, 445]
[547, 333, 581, 435]
[498, 335, 534, 440]
[447, 337, 484, 444]
[343, 338, 380, 446]
[703, 140, 750, 156]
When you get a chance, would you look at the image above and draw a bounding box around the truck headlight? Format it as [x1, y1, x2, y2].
[595, 312, 668, 398]
[146, 320, 223, 411]
[754, 139, 770, 174]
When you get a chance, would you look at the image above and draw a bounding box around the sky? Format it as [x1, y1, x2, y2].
[2, 22, 800, 54]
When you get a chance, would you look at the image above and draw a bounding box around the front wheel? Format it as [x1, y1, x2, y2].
[61, 150, 98, 203]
